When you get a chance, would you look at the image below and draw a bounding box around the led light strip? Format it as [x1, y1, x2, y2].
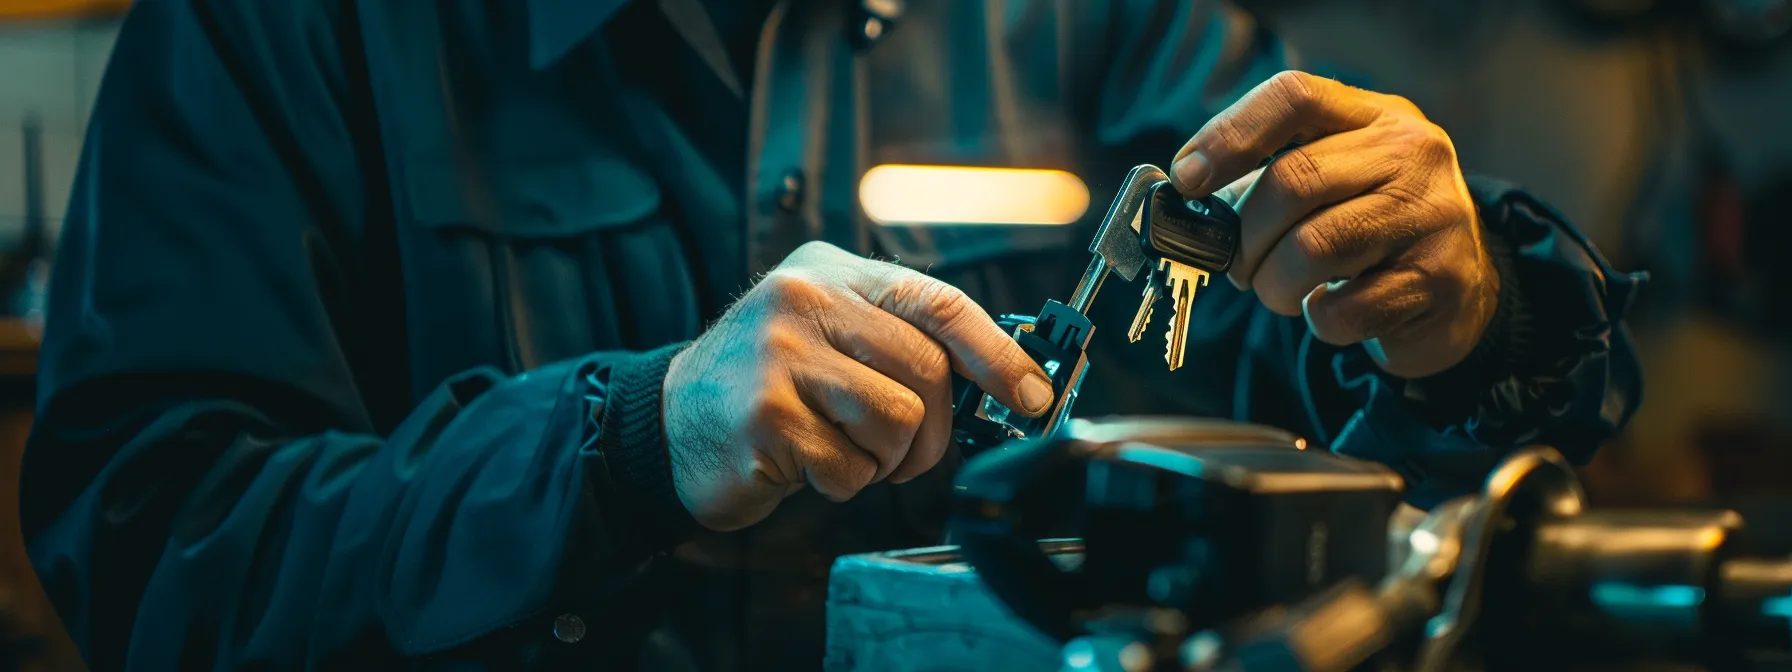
[859, 164, 1090, 226]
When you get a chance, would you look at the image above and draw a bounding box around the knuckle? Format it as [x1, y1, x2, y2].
[864, 266, 918, 304]
[1334, 199, 1382, 230]
[1402, 263, 1460, 315]
[888, 276, 974, 330]
[914, 342, 951, 386]
[1379, 183, 1426, 210]
[757, 270, 808, 299]
[786, 240, 843, 265]
[1373, 123, 1420, 164]
[926, 285, 977, 329]
[1434, 258, 1476, 298]
[1419, 121, 1452, 146]
[1207, 120, 1252, 158]
[1412, 122, 1455, 162]
[758, 270, 831, 313]
[759, 322, 809, 359]
[862, 262, 917, 302]
[1269, 71, 1323, 116]
[839, 471, 876, 499]
[1379, 118, 1450, 161]
[747, 387, 803, 435]
[1329, 213, 1383, 260]
[889, 390, 927, 432]
[1384, 93, 1424, 118]
[1291, 222, 1342, 264]
[1379, 185, 1449, 231]
[842, 338, 877, 367]
[1269, 147, 1327, 201]
[813, 454, 877, 500]
[1384, 118, 1425, 143]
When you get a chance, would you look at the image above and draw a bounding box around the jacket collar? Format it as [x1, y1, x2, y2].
[526, 0, 632, 69]
[525, 0, 752, 99]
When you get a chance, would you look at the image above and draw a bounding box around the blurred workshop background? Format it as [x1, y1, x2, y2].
[0, 0, 1788, 669]
[1, 3, 126, 669]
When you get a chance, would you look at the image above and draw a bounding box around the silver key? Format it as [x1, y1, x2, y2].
[1159, 258, 1210, 371]
[1066, 165, 1172, 314]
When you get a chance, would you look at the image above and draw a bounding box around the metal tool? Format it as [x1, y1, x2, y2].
[944, 416, 1401, 651]
[1126, 181, 1241, 371]
[1065, 165, 1165, 311]
[950, 165, 1170, 453]
[1185, 447, 1792, 671]
[942, 417, 1792, 671]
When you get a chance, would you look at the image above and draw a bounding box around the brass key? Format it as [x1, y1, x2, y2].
[1159, 258, 1210, 370]
[1126, 280, 1159, 344]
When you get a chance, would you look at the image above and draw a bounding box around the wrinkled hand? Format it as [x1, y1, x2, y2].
[664, 241, 1054, 531]
[1171, 71, 1498, 379]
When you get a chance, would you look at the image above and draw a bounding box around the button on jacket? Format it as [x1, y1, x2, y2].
[22, 0, 1642, 669]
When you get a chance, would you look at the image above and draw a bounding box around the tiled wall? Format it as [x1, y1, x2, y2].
[0, 17, 122, 248]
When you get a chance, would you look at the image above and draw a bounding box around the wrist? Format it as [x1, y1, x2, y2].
[1401, 175, 1643, 458]
[597, 342, 698, 553]
[1401, 198, 1533, 425]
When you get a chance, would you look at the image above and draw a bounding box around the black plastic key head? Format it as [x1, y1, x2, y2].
[1140, 181, 1241, 274]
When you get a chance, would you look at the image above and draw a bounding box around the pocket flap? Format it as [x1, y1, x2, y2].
[403, 145, 662, 237]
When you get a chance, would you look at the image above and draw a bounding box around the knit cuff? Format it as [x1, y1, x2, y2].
[598, 342, 698, 552]
[1401, 204, 1533, 425]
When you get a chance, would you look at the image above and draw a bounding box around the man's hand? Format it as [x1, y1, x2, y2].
[663, 241, 1055, 531]
[1171, 71, 1498, 379]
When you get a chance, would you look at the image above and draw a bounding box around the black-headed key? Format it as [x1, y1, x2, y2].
[1128, 181, 1241, 370]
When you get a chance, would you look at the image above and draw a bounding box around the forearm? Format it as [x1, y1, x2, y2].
[25, 348, 690, 668]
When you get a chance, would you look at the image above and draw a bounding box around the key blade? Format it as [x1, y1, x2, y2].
[1127, 282, 1159, 343]
[1162, 263, 1210, 371]
[1166, 292, 1190, 370]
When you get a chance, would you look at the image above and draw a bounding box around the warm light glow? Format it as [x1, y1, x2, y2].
[1409, 529, 1440, 556]
[859, 165, 1090, 226]
[0, 0, 131, 20]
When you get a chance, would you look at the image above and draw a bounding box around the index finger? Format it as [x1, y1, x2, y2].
[1171, 71, 1384, 197]
[791, 243, 1054, 418]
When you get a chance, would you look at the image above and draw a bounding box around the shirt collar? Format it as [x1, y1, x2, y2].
[526, 0, 633, 69]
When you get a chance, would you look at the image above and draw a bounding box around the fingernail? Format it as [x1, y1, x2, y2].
[1019, 374, 1054, 415]
[1172, 151, 1213, 195]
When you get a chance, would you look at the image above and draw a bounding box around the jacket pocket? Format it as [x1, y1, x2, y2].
[401, 144, 662, 237]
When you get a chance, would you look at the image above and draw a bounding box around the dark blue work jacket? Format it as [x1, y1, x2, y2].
[21, 0, 1642, 669]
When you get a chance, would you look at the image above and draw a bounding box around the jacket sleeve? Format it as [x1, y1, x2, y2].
[1069, 1, 1643, 503]
[22, 2, 690, 668]
[1308, 178, 1646, 506]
